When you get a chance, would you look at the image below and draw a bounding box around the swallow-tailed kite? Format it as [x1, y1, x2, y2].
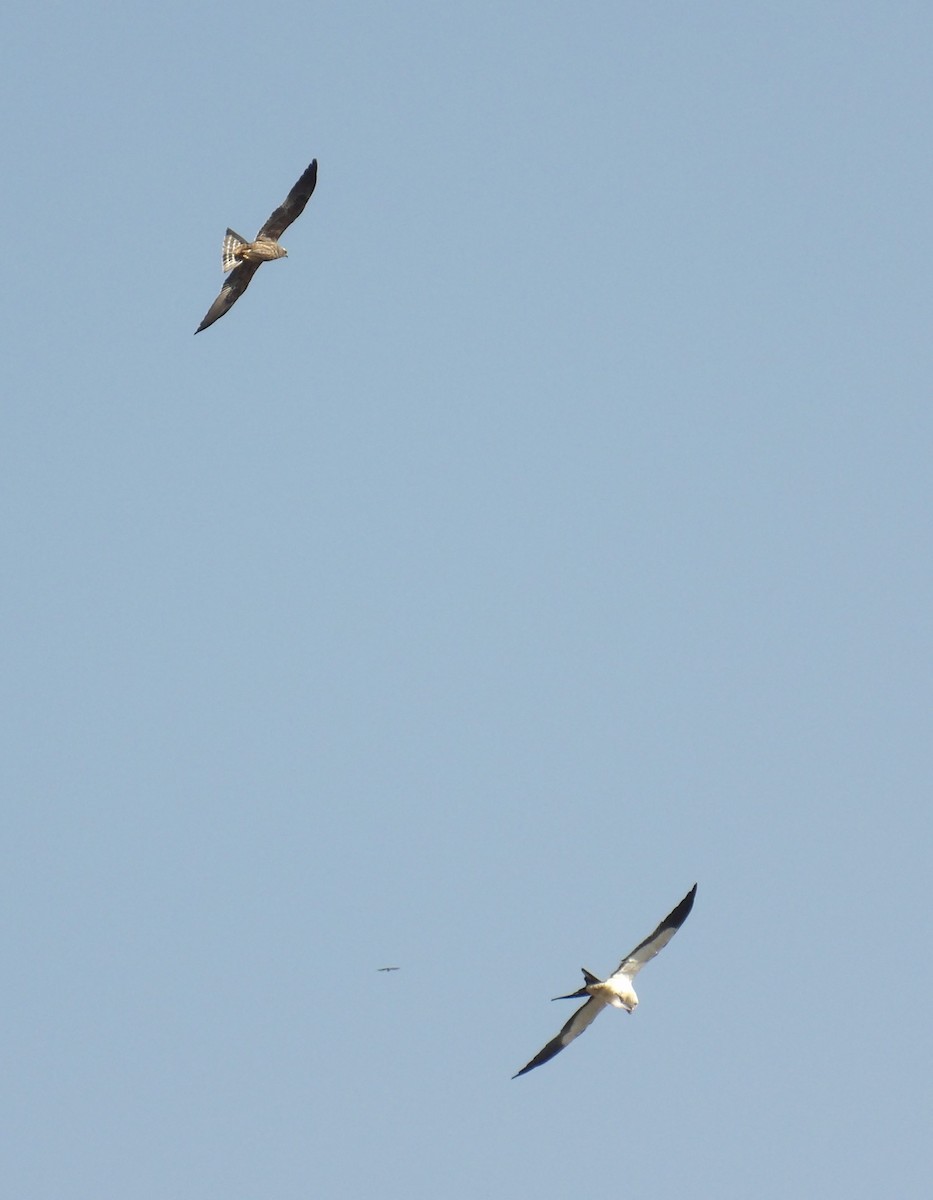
[513, 883, 697, 1078]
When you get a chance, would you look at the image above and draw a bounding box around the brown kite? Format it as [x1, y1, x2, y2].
[195, 159, 318, 334]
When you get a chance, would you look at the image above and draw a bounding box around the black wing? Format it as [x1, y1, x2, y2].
[256, 159, 318, 241]
[194, 260, 261, 333]
[611, 883, 697, 979]
[512, 996, 605, 1078]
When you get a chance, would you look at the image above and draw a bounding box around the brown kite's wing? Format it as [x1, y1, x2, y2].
[195, 259, 261, 333]
[256, 160, 318, 241]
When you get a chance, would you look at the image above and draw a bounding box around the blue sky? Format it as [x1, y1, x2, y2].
[3, 3, 932, 1196]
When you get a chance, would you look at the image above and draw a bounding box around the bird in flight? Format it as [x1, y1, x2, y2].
[377, 966, 400, 972]
[513, 883, 697, 1078]
[195, 159, 318, 333]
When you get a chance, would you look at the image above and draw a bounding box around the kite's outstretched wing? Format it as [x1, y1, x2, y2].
[257, 159, 318, 242]
[512, 996, 607, 1078]
[195, 260, 261, 334]
[610, 883, 697, 982]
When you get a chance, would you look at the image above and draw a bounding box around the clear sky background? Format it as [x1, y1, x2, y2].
[3, 3, 931, 1197]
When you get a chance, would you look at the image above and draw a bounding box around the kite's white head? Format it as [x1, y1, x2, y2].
[610, 994, 637, 1012]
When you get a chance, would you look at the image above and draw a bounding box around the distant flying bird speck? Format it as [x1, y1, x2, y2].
[195, 159, 318, 333]
[377, 966, 400, 972]
[513, 884, 697, 1078]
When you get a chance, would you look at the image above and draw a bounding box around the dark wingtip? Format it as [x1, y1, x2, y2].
[670, 883, 698, 926]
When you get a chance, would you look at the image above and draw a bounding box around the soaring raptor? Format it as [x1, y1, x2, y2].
[513, 884, 697, 1077]
[195, 159, 318, 333]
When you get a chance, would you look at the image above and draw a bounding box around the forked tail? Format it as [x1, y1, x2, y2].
[552, 968, 602, 1000]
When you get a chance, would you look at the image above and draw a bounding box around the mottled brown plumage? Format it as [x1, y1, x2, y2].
[196, 159, 317, 334]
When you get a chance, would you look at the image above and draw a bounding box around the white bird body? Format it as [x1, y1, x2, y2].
[591, 977, 638, 1011]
